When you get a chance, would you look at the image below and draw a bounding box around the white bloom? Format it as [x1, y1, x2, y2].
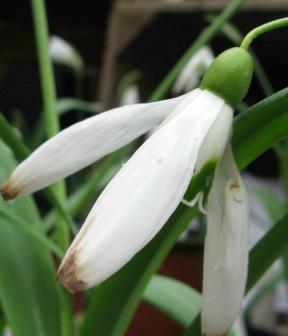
[202, 145, 249, 336]
[54, 89, 233, 292]
[0, 88, 248, 336]
[49, 36, 83, 74]
[120, 84, 140, 106]
[172, 46, 214, 95]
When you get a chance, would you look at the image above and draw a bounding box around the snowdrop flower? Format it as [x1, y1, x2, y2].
[49, 36, 83, 74]
[0, 47, 253, 334]
[172, 46, 214, 95]
[120, 84, 140, 106]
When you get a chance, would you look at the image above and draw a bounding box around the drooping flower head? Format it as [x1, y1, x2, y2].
[49, 36, 83, 74]
[0, 47, 254, 336]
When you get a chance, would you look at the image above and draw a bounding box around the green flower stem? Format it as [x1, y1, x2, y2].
[241, 17, 288, 50]
[31, 0, 59, 137]
[206, 16, 274, 97]
[148, 0, 245, 102]
[31, 0, 69, 250]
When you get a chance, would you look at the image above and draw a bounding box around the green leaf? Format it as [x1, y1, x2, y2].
[244, 269, 282, 317]
[144, 275, 236, 336]
[56, 98, 101, 116]
[249, 184, 285, 222]
[81, 87, 288, 336]
[233, 87, 288, 168]
[0, 207, 64, 259]
[0, 140, 61, 336]
[247, 213, 288, 292]
[0, 143, 41, 226]
[143, 275, 201, 328]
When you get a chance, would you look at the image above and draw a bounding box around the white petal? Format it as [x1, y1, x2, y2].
[49, 36, 83, 72]
[0, 92, 196, 199]
[202, 144, 249, 336]
[195, 102, 233, 173]
[172, 46, 214, 95]
[120, 85, 140, 106]
[57, 89, 225, 292]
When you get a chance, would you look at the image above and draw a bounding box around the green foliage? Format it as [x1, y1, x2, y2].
[0, 141, 61, 336]
[143, 275, 201, 328]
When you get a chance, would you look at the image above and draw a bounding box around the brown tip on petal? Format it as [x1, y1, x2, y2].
[56, 252, 87, 294]
[228, 180, 240, 190]
[0, 180, 20, 200]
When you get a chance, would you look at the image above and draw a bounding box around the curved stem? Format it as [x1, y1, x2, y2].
[206, 16, 274, 97]
[148, 0, 245, 102]
[241, 17, 288, 50]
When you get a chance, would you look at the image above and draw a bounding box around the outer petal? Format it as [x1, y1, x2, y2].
[202, 144, 249, 336]
[57, 89, 225, 292]
[0, 91, 198, 199]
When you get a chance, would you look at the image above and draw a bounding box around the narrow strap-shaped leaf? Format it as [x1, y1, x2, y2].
[0, 140, 61, 336]
[249, 184, 285, 222]
[0, 218, 61, 336]
[247, 213, 288, 291]
[233, 87, 288, 168]
[0, 207, 64, 258]
[244, 270, 282, 317]
[143, 275, 201, 328]
[81, 88, 288, 336]
[144, 275, 236, 336]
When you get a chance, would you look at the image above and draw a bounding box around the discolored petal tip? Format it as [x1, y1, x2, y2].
[0, 179, 20, 200]
[56, 252, 87, 294]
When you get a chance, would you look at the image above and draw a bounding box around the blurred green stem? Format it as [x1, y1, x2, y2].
[31, 1, 73, 336]
[31, 0, 69, 250]
[275, 142, 288, 200]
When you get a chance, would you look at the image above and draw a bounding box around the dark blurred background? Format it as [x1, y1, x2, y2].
[0, 1, 287, 335]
